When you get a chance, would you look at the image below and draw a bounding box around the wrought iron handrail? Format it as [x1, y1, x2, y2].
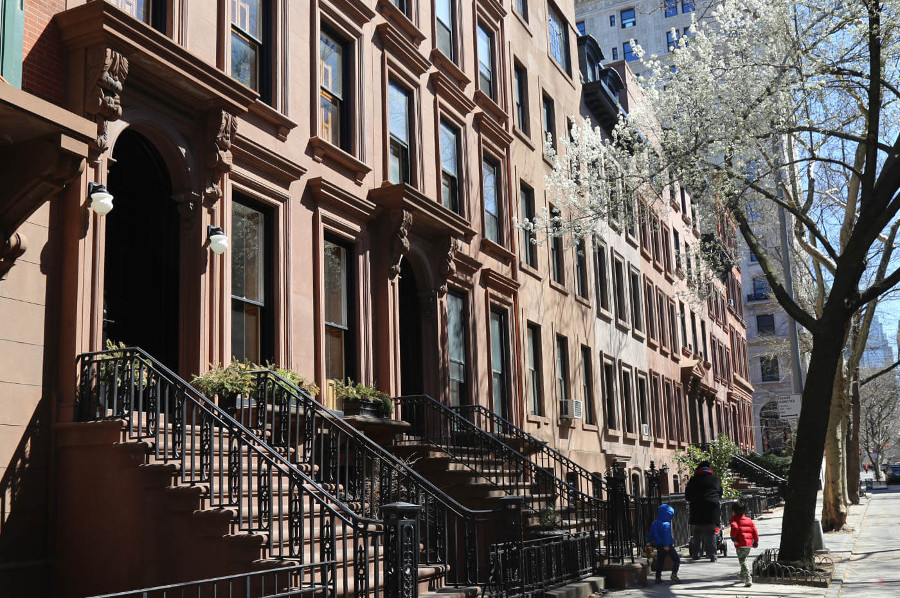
[76, 348, 377, 598]
[86, 563, 330, 598]
[395, 396, 615, 558]
[451, 405, 607, 497]
[730, 453, 787, 496]
[236, 370, 498, 588]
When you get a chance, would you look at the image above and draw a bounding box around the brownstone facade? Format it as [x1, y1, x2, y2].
[0, 0, 752, 594]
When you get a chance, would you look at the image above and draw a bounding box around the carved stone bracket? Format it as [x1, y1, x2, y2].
[85, 47, 129, 158]
[203, 110, 237, 206]
[437, 237, 458, 296]
[389, 210, 414, 278]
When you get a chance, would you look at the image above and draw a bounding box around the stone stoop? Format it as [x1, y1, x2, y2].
[540, 576, 606, 598]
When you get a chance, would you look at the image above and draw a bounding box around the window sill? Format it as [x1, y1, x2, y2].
[543, 152, 556, 168]
[692, 227, 701, 238]
[480, 237, 515, 265]
[596, 306, 613, 322]
[547, 53, 576, 90]
[682, 213, 692, 227]
[521, 261, 542, 281]
[653, 259, 664, 273]
[624, 431, 638, 442]
[376, 0, 425, 45]
[631, 328, 645, 343]
[640, 246, 653, 262]
[513, 125, 535, 151]
[474, 89, 509, 125]
[647, 337, 658, 350]
[575, 294, 592, 309]
[308, 136, 371, 185]
[664, 270, 675, 283]
[625, 232, 639, 248]
[549, 279, 569, 296]
[605, 428, 623, 440]
[615, 318, 630, 333]
[248, 100, 298, 141]
[511, 8, 532, 35]
[527, 412, 550, 425]
[670, 350, 681, 362]
[582, 422, 599, 432]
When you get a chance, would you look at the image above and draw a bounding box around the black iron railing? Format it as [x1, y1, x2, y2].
[731, 453, 787, 498]
[234, 370, 499, 590]
[396, 396, 613, 561]
[76, 348, 377, 598]
[451, 405, 605, 500]
[86, 564, 328, 598]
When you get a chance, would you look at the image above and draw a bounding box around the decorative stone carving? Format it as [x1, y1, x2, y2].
[438, 237, 458, 296]
[389, 210, 414, 278]
[203, 110, 237, 205]
[0, 232, 27, 280]
[85, 47, 129, 157]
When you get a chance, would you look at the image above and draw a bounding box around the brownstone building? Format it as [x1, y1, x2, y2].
[0, 0, 753, 595]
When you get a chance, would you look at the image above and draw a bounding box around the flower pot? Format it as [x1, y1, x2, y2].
[341, 399, 382, 418]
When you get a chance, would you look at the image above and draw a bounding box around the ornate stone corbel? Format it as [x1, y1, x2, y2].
[202, 110, 237, 206]
[389, 210, 414, 278]
[437, 237, 458, 296]
[85, 47, 129, 158]
[0, 232, 27, 280]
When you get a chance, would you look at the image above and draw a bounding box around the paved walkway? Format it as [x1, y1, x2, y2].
[606, 483, 900, 598]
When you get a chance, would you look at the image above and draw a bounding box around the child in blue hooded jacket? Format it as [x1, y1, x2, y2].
[647, 503, 681, 584]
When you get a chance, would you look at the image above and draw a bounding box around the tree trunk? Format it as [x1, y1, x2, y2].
[847, 369, 861, 503]
[821, 366, 849, 532]
[779, 321, 847, 566]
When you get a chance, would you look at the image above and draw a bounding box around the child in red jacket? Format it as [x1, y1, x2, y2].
[729, 503, 759, 587]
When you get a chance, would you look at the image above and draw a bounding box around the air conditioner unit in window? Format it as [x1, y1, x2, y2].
[641, 423, 651, 436]
[560, 399, 584, 420]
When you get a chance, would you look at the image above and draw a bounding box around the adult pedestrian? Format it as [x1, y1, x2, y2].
[684, 460, 723, 561]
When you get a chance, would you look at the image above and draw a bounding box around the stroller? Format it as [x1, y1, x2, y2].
[689, 526, 728, 558]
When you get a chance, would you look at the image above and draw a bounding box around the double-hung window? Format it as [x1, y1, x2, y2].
[682, 0, 695, 13]
[556, 335, 570, 404]
[548, 5, 571, 74]
[665, 0, 678, 18]
[551, 206, 565, 284]
[232, 198, 273, 364]
[582, 347, 595, 424]
[594, 242, 610, 312]
[623, 40, 638, 62]
[761, 356, 780, 382]
[667, 30, 679, 52]
[388, 82, 412, 184]
[513, 64, 529, 132]
[447, 291, 468, 405]
[514, 0, 528, 22]
[232, 0, 270, 102]
[320, 28, 348, 149]
[390, 0, 409, 16]
[526, 323, 543, 415]
[440, 121, 461, 214]
[435, 0, 456, 61]
[324, 238, 355, 382]
[490, 309, 510, 419]
[576, 239, 589, 298]
[520, 184, 537, 267]
[621, 8, 636, 28]
[543, 94, 556, 151]
[477, 24, 495, 99]
[483, 157, 501, 244]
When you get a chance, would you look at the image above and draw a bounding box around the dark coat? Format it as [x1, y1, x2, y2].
[684, 467, 723, 525]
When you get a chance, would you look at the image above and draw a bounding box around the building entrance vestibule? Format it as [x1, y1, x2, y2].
[103, 129, 180, 369]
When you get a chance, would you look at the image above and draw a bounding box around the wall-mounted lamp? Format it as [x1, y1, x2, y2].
[88, 182, 114, 215]
[207, 225, 229, 255]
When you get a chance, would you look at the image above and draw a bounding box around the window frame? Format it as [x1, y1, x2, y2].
[513, 61, 530, 133]
[665, 0, 678, 18]
[576, 238, 589, 299]
[447, 290, 470, 406]
[623, 40, 638, 62]
[620, 8, 636, 29]
[550, 205, 565, 285]
[319, 24, 351, 151]
[323, 234, 357, 383]
[477, 22, 496, 100]
[387, 79, 414, 185]
[439, 119, 463, 215]
[594, 240, 611, 314]
[526, 322, 544, 416]
[761, 355, 780, 382]
[548, 3, 572, 75]
[542, 92, 557, 154]
[231, 0, 273, 104]
[482, 154, 503, 245]
[435, 0, 458, 62]
[581, 345, 596, 425]
[489, 307, 512, 419]
[603, 358, 619, 431]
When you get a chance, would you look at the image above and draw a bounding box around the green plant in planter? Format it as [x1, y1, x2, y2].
[264, 361, 320, 397]
[191, 358, 255, 409]
[99, 339, 150, 389]
[333, 378, 393, 417]
[538, 505, 563, 531]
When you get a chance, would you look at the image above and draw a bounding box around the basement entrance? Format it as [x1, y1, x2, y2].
[103, 129, 180, 369]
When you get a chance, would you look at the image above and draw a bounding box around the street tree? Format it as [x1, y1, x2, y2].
[542, 0, 900, 565]
[859, 365, 900, 478]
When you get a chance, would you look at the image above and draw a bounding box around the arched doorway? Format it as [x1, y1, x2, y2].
[103, 129, 180, 368]
[398, 260, 423, 395]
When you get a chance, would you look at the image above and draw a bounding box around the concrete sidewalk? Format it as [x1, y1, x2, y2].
[605, 485, 900, 598]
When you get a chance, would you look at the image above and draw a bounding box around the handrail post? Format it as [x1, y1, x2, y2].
[383, 502, 421, 598]
[499, 496, 524, 598]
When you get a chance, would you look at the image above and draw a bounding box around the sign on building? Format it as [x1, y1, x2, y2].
[776, 394, 802, 427]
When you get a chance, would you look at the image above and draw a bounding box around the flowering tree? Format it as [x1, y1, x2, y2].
[544, 0, 900, 565]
